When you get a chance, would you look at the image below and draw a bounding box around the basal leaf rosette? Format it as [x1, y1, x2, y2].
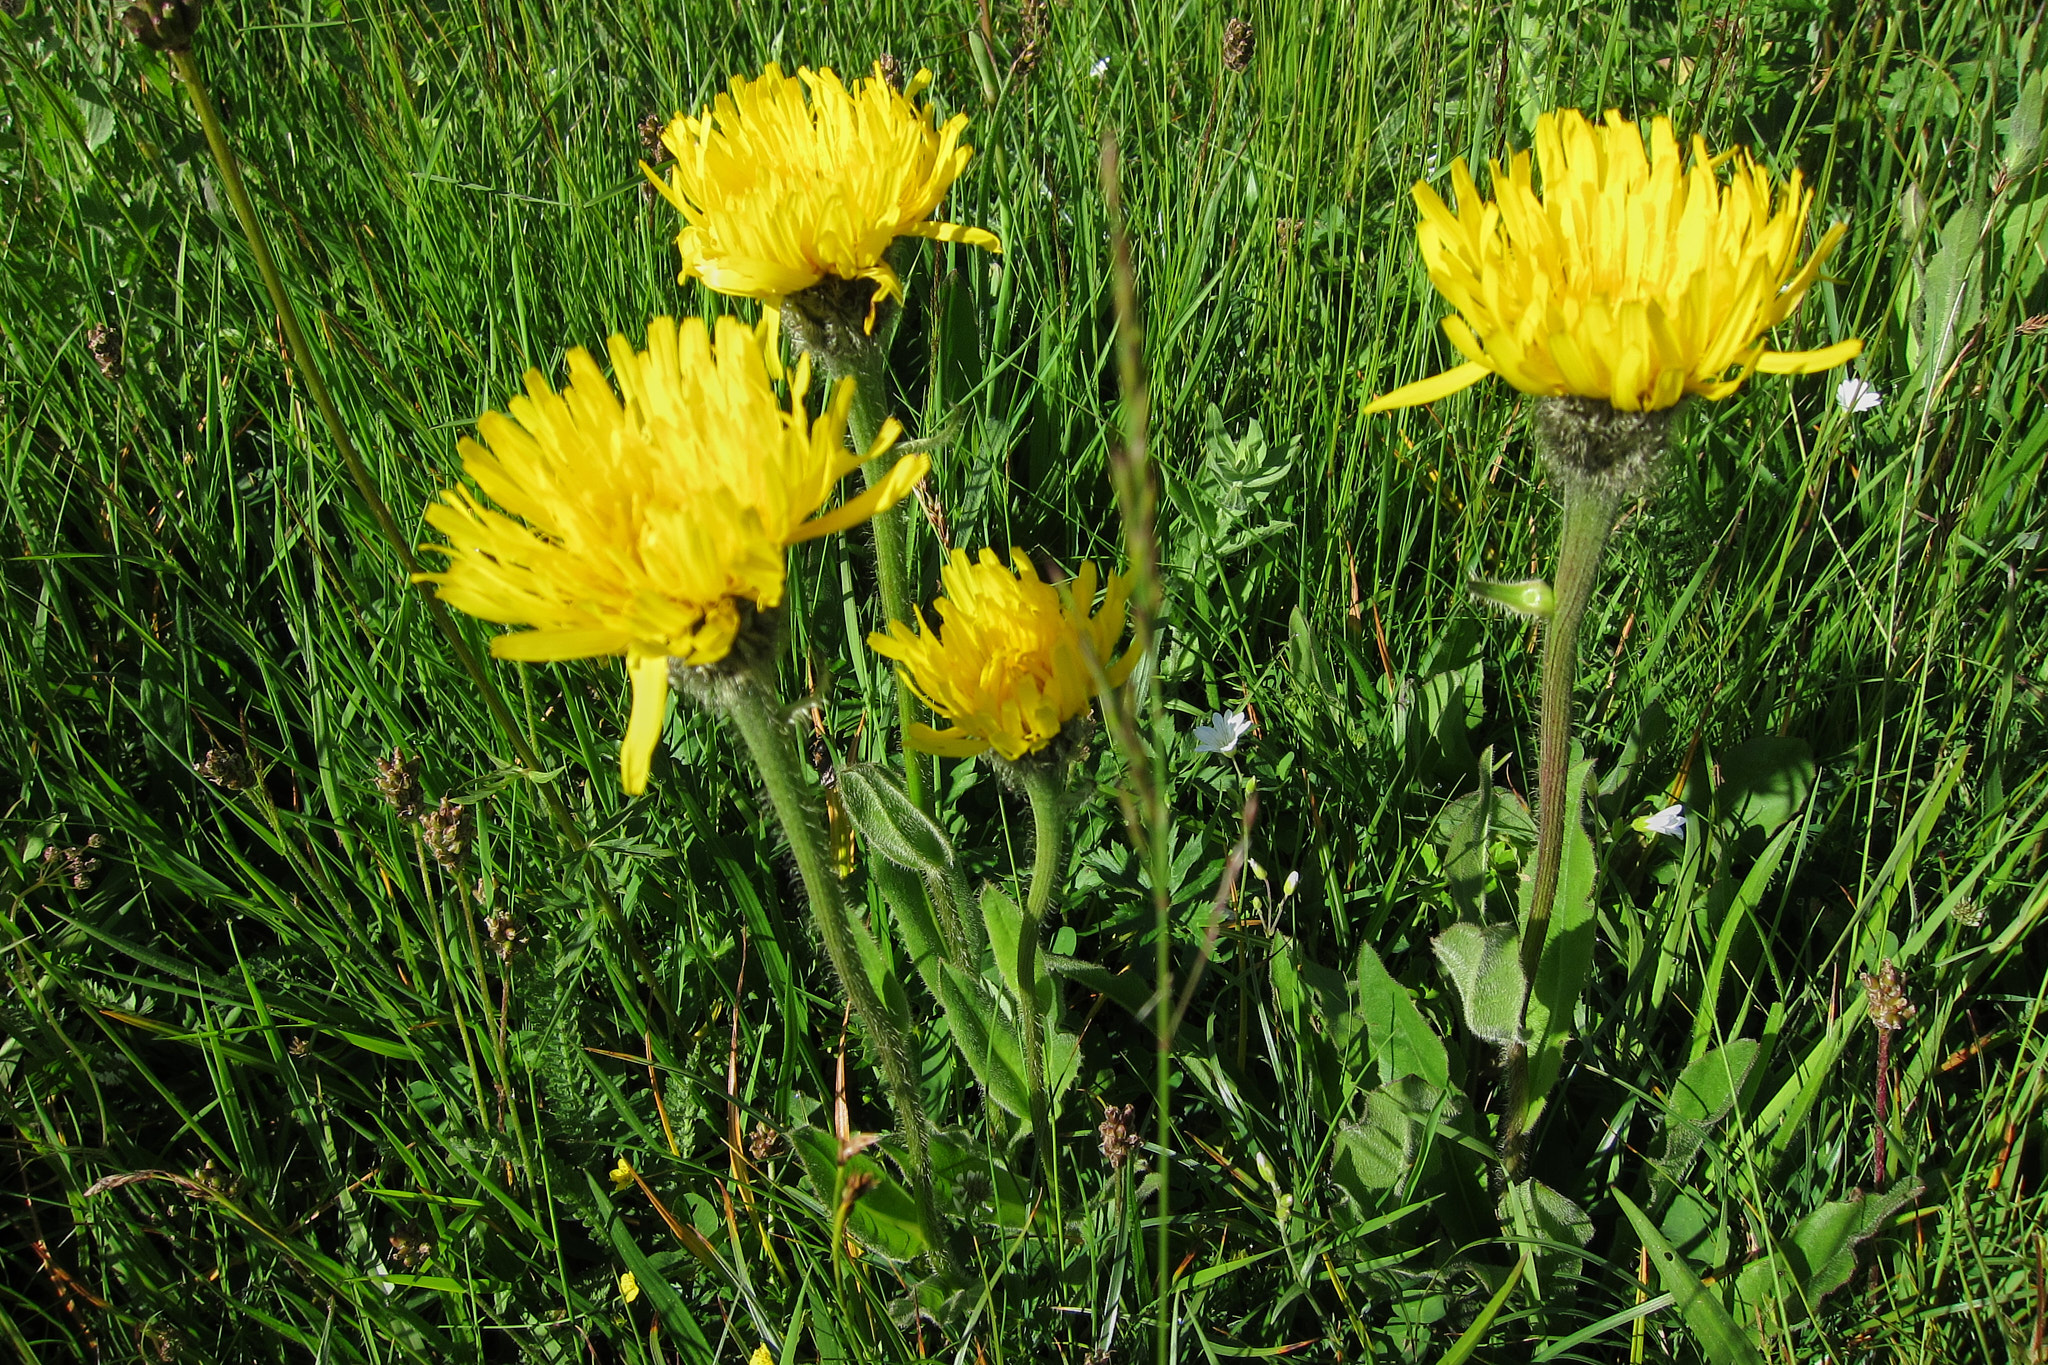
[869, 549, 1137, 761]
[647, 63, 1001, 346]
[1367, 108, 1862, 416]
[416, 315, 928, 794]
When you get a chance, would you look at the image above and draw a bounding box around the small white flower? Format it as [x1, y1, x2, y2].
[1635, 804, 1687, 838]
[1090, 56, 1110, 78]
[1835, 376, 1882, 414]
[1283, 870, 1300, 897]
[1191, 709, 1252, 755]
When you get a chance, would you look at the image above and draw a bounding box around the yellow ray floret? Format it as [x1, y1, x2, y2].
[646, 62, 1002, 347]
[868, 549, 1139, 761]
[1366, 108, 1862, 414]
[415, 315, 928, 795]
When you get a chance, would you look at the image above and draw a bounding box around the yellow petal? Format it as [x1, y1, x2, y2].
[490, 628, 635, 662]
[1754, 337, 1863, 374]
[759, 301, 784, 381]
[902, 221, 1004, 253]
[796, 453, 930, 542]
[640, 160, 686, 210]
[1363, 361, 1492, 413]
[908, 724, 990, 758]
[620, 653, 671, 796]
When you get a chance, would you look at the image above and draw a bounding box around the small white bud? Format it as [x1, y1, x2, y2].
[1633, 804, 1687, 838]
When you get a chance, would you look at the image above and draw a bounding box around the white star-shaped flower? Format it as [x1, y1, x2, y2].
[1191, 709, 1252, 755]
[1634, 803, 1687, 838]
[1835, 377, 1882, 414]
[1091, 56, 1111, 78]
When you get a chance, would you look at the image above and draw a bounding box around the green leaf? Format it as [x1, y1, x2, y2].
[1332, 1076, 1459, 1196]
[1656, 1039, 1762, 1192]
[838, 763, 955, 879]
[788, 1127, 927, 1258]
[1498, 1178, 1593, 1249]
[870, 856, 947, 999]
[1045, 1028, 1081, 1105]
[1733, 1178, 1923, 1329]
[928, 1131, 1033, 1229]
[1712, 737, 1815, 841]
[1044, 953, 1153, 1018]
[1354, 941, 1451, 1090]
[979, 884, 1050, 1013]
[935, 964, 1030, 1118]
[583, 1171, 715, 1353]
[2004, 64, 2045, 177]
[844, 904, 911, 1032]
[1432, 921, 1523, 1048]
[1614, 1189, 1765, 1365]
[1524, 757, 1598, 1104]
[1914, 197, 1986, 394]
[1437, 756, 1498, 920]
[1670, 1038, 1762, 1126]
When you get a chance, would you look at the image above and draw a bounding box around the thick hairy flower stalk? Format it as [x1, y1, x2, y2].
[1365, 110, 1862, 1178]
[869, 548, 1138, 760]
[872, 547, 1134, 1163]
[415, 315, 927, 793]
[646, 63, 1001, 351]
[1367, 108, 1861, 417]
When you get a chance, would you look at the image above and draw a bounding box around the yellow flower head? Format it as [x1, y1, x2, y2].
[1367, 108, 1862, 415]
[607, 1157, 635, 1189]
[869, 549, 1138, 761]
[415, 315, 928, 795]
[618, 1271, 640, 1304]
[647, 63, 1001, 342]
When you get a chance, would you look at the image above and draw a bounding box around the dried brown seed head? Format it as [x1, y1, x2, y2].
[1223, 16, 1254, 72]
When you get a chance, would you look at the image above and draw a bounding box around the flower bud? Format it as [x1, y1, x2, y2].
[1469, 575, 1555, 619]
[1898, 181, 1929, 247]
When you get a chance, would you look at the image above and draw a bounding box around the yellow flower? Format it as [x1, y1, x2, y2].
[646, 63, 1001, 345]
[618, 1271, 640, 1304]
[607, 1157, 635, 1189]
[749, 1350, 775, 1365]
[868, 549, 1138, 760]
[1366, 108, 1862, 415]
[415, 315, 928, 795]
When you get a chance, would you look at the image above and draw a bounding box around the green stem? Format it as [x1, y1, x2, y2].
[721, 681, 954, 1274]
[1502, 477, 1619, 1169]
[841, 351, 930, 816]
[167, 46, 671, 1024]
[1016, 763, 1067, 1163]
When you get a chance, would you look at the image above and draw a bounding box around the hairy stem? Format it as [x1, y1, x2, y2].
[1016, 763, 1067, 1164]
[1502, 476, 1619, 1172]
[721, 681, 954, 1272]
[793, 305, 932, 818]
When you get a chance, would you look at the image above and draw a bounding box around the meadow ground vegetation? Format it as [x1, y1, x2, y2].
[3, 0, 2047, 1360]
